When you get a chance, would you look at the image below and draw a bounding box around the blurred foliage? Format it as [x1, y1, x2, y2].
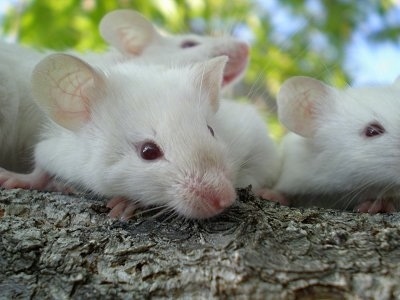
[1, 0, 399, 138]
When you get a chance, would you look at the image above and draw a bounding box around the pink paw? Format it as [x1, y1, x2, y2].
[0, 167, 73, 193]
[355, 198, 396, 214]
[256, 188, 290, 206]
[106, 196, 138, 221]
[0, 167, 50, 190]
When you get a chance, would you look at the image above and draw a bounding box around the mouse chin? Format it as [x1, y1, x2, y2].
[173, 178, 237, 219]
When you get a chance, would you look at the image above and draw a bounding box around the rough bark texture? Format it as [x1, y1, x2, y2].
[1, 187, 400, 299]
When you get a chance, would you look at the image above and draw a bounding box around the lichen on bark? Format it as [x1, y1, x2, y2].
[1, 188, 400, 299]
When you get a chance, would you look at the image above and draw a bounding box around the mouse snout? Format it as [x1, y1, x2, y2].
[236, 41, 249, 58]
[217, 41, 249, 86]
[176, 171, 236, 219]
[218, 41, 249, 64]
[197, 181, 236, 210]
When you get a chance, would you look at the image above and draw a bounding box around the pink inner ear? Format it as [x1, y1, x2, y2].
[301, 90, 316, 117]
[278, 76, 334, 137]
[117, 27, 148, 55]
[291, 93, 320, 137]
[31, 53, 102, 131]
[52, 97, 90, 128]
[49, 74, 94, 130]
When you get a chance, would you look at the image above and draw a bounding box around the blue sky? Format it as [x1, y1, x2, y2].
[344, 6, 400, 86]
[345, 33, 400, 86]
[257, 0, 400, 86]
[1, 0, 400, 86]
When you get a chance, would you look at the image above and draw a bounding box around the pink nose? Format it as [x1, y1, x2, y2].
[199, 182, 237, 216]
[181, 175, 237, 219]
[221, 41, 249, 86]
[207, 189, 236, 210]
[237, 41, 249, 58]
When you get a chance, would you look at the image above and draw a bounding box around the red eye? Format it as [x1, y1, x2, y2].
[208, 125, 215, 137]
[181, 40, 199, 48]
[364, 123, 385, 137]
[140, 142, 163, 160]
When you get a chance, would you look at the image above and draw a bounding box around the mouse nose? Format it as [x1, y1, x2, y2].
[220, 41, 249, 86]
[199, 183, 236, 210]
[210, 193, 235, 211]
[181, 172, 237, 219]
[237, 41, 249, 58]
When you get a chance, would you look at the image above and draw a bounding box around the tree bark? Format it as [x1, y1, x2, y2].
[1, 188, 399, 299]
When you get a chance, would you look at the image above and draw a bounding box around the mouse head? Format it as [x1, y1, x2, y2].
[278, 76, 400, 186]
[99, 9, 249, 88]
[31, 53, 236, 219]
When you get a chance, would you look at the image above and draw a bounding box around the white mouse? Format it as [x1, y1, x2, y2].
[105, 99, 281, 219]
[270, 76, 400, 213]
[98, 9, 281, 195]
[0, 8, 249, 172]
[0, 53, 240, 220]
[97, 9, 249, 89]
[113, 6, 281, 198]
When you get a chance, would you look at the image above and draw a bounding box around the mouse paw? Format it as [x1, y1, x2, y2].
[0, 167, 51, 190]
[106, 196, 138, 221]
[355, 198, 396, 214]
[256, 188, 290, 206]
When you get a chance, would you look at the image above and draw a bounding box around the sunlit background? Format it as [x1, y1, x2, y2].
[1, 0, 400, 138]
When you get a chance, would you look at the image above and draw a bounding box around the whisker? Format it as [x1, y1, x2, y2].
[159, 209, 180, 223]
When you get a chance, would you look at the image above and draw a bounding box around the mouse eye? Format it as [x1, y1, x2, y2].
[140, 141, 163, 160]
[207, 125, 215, 137]
[181, 40, 199, 48]
[364, 122, 385, 138]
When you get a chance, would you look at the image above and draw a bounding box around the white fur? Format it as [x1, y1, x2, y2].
[0, 9, 278, 218]
[26, 54, 236, 219]
[215, 100, 280, 190]
[276, 76, 400, 209]
[0, 42, 46, 171]
[0, 9, 248, 172]
[98, 9, 249, 89]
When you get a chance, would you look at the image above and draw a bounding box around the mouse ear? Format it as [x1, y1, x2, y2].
[31, 53, 104, 131]
[192, 56, 228, 112]
[99, 9, 160, 55]
[277, 76, 336, 137]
